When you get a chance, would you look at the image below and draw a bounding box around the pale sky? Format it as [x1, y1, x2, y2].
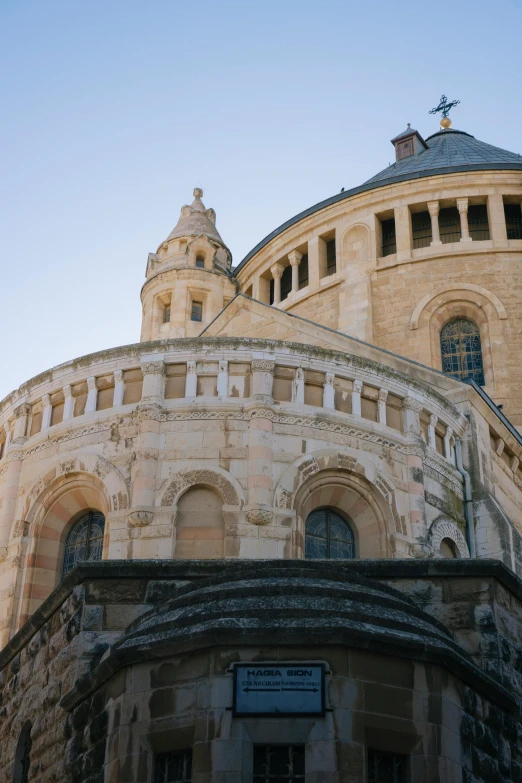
[1, 0, 521, 402]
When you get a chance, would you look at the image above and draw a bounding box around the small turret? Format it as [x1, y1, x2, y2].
[390, 124, 428, 162]
[140, 189, 236, 342]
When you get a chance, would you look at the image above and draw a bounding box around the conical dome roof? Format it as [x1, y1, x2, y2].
[161, 188, 225, 247]
[365, 128, 522, 186]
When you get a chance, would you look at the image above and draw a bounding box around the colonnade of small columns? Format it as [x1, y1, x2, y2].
[0, 359, 460, 469]
[249, 193, 522, 301]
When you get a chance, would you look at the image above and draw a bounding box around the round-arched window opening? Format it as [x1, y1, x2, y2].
[196, 255, 205, 269]
[62, 511, 105, 577]
[439, 537, 460, 559]
[13, 721, 32, 783]
[305, 507, 355, 559]
[440, 318, 485, 386]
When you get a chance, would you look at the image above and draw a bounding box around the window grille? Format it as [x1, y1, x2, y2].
[411, 211, 432, 249]
[154, 750, 192, 783]
[468, 205, 490, 241]
[368, 749, 406, 783]
[440, 318, 485, 386]
[62, 511, 105, 577]
[505, 203, 522, 240]
[253, 745, 305, 782]
[305, 508, 355, 559]
[438, 207, 461, 244]
[381, 218, 396, 256]
[326, 239, 337, 275]
[191, 301, 203, 322]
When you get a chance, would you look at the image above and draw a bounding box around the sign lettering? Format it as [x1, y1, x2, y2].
[233, 662, 325, 716]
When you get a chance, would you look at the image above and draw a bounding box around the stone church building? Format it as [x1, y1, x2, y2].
[1, 109, 522, 782]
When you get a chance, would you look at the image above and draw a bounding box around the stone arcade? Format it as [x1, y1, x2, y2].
[2, 110, 522, 781]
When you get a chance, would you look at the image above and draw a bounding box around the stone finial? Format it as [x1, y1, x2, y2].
[193, 187, 204, 200]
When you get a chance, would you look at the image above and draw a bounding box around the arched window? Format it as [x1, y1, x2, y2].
[439, 537, 460, 559]
[305, 508, 355, 559]
[62, 511, 105, 577]
[440, 318, 485, 386]
[13, 722, 32, 783]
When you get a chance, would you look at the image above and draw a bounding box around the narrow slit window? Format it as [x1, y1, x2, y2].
[195, 255, 205, 268]
[381, 218, 396, 256]
[298, 253, 309, 289]
[163, 304, 171, 323]
[326, 239, 336, 275]
[191, 300, 203, 322]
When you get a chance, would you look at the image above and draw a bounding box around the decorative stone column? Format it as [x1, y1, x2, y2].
[217, 360, 228, 397]
[378, 389, 388, 425]
[41, 394, 52, 430]
[427, 201, 442, 246]
[63, 385, 74, 421]
[457, 198, 472, 242]
[323, 373, 335, 409]
[113, 370, 125, 407]
[12, 404, 30, 445]
[428, 414, 437, 451]
[251, 359, 275, 400]
[129, 405, 162, 546]
[444, 426, 454, 461]
[403, 397, 428, 544]
[185, 361, 197, 398]
[487, 193, 508, 246]
[402, 396, 422, 435]
[3, 422, 11, 450]
[141, 361, 165, 403]
[293, 367, 304, 404]
[270, 263, 284, 305]
[288, 250, 302, 294]
[0, 449, 23, 547]
[246, 360, 275, 528]
[85, 377, 98, 414]
[352, 380, 362, 417]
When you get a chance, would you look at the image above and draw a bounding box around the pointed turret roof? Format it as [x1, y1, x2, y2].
[161, 188, 225, 247]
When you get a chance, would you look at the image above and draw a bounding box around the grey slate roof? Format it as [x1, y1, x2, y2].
[365, 128, 522, 185]
[235, 127, 522, 272]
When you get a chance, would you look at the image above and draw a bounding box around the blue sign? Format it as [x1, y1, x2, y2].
[233, 663, 325, 716]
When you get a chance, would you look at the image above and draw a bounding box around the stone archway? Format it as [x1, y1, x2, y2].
[429, 517, 469, 559]
[275, 451, 398, 559]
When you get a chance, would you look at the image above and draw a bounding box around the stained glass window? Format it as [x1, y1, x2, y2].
[154, 750, 192, 783]
[440, 318, 485, 386]
[253, 745, 305, 782]
[305, 508, 355, 559]
[62, 511, 105, 577]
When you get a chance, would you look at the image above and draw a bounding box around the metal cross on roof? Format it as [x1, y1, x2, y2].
[429, 95, 460, 119]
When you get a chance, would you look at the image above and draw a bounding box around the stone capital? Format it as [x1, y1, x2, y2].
[456, 197, 469, 214]
[246, 507, 273, 526]
[86, 377, 96, 392]
[427, 201, 440, 217]
[141, 361, 165, 376]
[403, 396, 423, 413]
[324, 372, 335, 387]
[187, 360, 197, 374]
[270, 263, 285, 280]
[113, 369, 123, 383]
[429, 414, 438, 428]
[352, 379, 363, 394]
[378, 388, 388, 403]
[42, 393, 52, 407]
[63, 384, 72, 399]
[252, 360, 275, 375]
[218, 360, 228, 374]
[15, 403, 30, 418]
[288, 250, 303, 267]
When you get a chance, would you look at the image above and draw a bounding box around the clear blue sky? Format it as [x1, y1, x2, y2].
[1, 0, 521, 401]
